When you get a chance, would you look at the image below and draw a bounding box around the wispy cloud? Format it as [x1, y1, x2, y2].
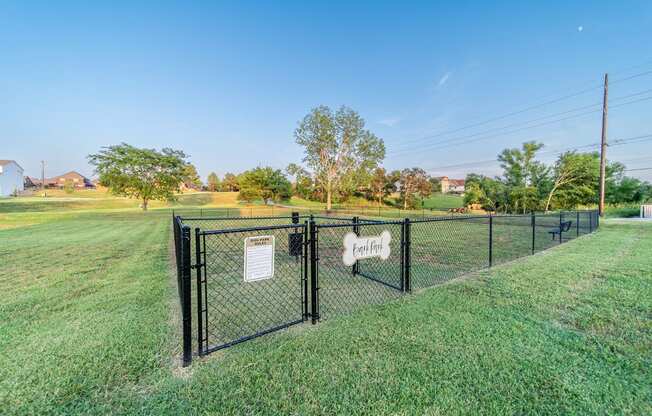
[437, 71, 452, 87]
[378, 117, 401, 127]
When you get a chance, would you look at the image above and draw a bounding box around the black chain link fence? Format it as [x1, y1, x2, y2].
[173, 210, 600, 365]
[314, 221, 405, 321]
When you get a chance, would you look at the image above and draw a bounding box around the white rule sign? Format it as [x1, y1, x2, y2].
[244, 235, 275, 282]
[342, 230, 391, 266]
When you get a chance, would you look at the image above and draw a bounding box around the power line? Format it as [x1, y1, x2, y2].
[424, 134, 652, 173]
[391, 95, 652, 156]
[386, 67, 652, 152]
[389, 88, 652, 156]
[624, 167, 652, 172]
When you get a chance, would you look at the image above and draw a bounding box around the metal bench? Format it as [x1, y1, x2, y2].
[549, 220, 572, 241]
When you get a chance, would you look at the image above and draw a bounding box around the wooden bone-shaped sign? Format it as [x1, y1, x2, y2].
[342, 230, 391, 266]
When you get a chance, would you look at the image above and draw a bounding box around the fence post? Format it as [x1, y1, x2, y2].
[309, 220, 319, 324]
[352, 216, 359, 276]
[302, 221, 309, 320]
[488, 215, 493, 267]
[195, 228, 203, 355]
[181, 225, 192, 367]
[404, 218, 411, 292]
[400, 220, 405, 291]
[531, 211, 535, 255]
[576, 211, 580, 237]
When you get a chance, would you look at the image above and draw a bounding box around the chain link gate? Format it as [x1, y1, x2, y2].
[194, 223, 308, 355]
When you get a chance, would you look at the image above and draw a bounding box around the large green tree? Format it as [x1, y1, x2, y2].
[183, 164, 202, 189]
[464, 174, 506, 212]
[367, 167, 395, 206]
[88, 143, 189, 210]
[398, 168, 432, 209]
[286, 163, 314, 200]
[237, 167, 292, 203]
[222, 173, 240, 192]
[207, 172, 221, 192]
[544, 152, 600, 211]
[294, 105, 385, 209]
[498, 141, 549, 212]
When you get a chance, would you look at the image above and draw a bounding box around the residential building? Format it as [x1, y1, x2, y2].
[28, 171, 95, 189]
[0, 160, 25, 196]
[437, 176, 466, 193]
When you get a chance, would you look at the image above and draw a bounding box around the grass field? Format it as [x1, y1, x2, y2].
[1, 205, 650, 414]
[417, 192, 465, 209]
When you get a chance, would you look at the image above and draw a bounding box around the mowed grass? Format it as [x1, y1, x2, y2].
[0, 191, 242, 216]
[0, 210, 650, 414]
[418, 192, 464, 209]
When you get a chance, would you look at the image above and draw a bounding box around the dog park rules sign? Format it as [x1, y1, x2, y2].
[342, 230, 391, 266]
[244, 235, 275, 282]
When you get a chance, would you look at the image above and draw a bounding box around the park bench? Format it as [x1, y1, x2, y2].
[549, 220, 572, 241]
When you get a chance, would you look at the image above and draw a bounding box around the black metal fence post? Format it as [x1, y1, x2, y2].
[576, 211, 580, 237]
[559, 211, 564, 244]
[352, 216, 360, 276]
[302, 221, 309, 320]
[400, 220, 405, 291]
[404, 218, 411, 292]
[195, 228, 203, 355]
[531, 211, 536, 255]
[488, 215, 493, 267]
[181, 225, 192, 367]
[309, 220, 319, 324]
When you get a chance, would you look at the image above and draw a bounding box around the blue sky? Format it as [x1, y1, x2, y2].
[2, 1, 651, 181]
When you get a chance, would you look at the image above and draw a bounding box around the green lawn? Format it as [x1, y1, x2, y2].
[1, 209, 650, 414]
[417, 192, 464, 209]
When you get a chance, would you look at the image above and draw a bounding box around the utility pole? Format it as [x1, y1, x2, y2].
[41, 160, 46, 195]
[599, 73, 608, 217]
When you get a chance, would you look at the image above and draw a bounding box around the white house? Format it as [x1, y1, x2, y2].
[0, 160, 25, 197]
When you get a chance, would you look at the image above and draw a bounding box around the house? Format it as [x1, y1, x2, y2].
[48, 171, 94, 189]
[0, 160, 25, 196]
[28, 171, 95, 189]
[437, 176, 465, 194]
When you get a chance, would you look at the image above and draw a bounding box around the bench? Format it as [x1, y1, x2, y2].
[549, 220, 572, 241]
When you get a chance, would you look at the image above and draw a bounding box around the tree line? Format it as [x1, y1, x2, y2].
[87, 106, 651, 211]
[464, 141, 652, 213]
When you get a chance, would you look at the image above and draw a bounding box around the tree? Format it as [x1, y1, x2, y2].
[498, 141, 547, 187]
[464, 174, 506, 212]
[237, 167, 292, 203]
[183, 164, 202, 190]
[429, 176, 442, 193]
[207, 172, 221, 192]
[209, 172, 221, 192]
[286, 163, 314, 199]
[88, 143, 189, 211]
[545, 152, 599, 211]
[223, 173, 240, 192]
[398, 168, 431, 209]
[368, 167, 395, 206]
[497, 141, 549, 213]
[294, 105, 385, 209]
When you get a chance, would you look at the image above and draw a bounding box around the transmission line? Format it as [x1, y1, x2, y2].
[388, 68, 652, 152]
[423, 134, 652, 173]
[391, 95, 652, 156]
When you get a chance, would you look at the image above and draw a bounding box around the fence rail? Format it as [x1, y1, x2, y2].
[173, 210, 600, 366]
